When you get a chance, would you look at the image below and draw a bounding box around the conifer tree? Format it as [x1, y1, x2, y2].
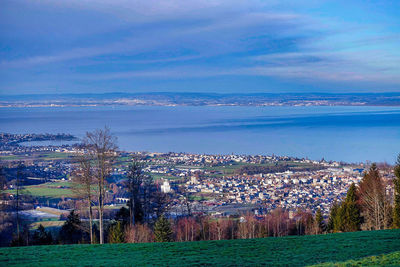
[393, 154, 400, 228]
[314, 209, 324, 234]
[342, 183, 361, 231]
[32, 224, 53, 245]
[154, 215, 173, 242]
[328, 202, 339, 232]
[336, 203, 346, 232]
[108, 221, 125, 243]
[59, 210, 83, 244]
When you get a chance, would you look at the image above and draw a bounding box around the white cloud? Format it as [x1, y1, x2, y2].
[0, 4, 306, 68]
[2, 0, 399, 89]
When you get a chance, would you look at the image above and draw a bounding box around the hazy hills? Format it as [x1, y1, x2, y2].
[2, 92, 400, 107]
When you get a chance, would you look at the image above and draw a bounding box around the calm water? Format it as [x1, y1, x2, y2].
[1, 106, 400, 163]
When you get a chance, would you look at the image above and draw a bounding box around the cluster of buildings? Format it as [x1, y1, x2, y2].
[184, 168, 366, 214]
[0, 133, 78, 158]
[139, 152, 330, 166]
[0, 133, 76, 146]
[2, 136, 395, 216]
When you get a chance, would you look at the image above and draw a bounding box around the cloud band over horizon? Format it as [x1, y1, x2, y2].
[1, 0, 399, 94]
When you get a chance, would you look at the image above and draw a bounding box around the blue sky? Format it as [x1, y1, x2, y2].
[0, 0, 399, 95]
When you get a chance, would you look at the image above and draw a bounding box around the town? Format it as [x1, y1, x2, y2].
[1, 132, 394, 219]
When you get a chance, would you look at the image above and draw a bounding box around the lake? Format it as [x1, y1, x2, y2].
[1, 106, 399, 163]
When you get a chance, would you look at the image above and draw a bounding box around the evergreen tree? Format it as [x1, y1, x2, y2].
[154, 215, 173, 242]
[108, 221, 125, 243]
[59, 210, 83, 244]
[328, 202, 339, 232]
[336, 204, 345, 232]
[305, 213, 314, 235]
[328, 202, 344, 233]
[314, 209, 323, 234]
[328, 201, 346, 233]
[342, 183, 361, 232]
[115, 207, 130, 227]
[393, 154, 400, 228]
[32, 224, 53, 245]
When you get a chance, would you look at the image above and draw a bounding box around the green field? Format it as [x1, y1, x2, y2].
[1, 230, 399, 266]
[0, 155, 25, 161]
[0, 152, 75, 163]
[39, 152, 74, 160]
[312, 250, 400, 266]
[6, 181, 75, 198]
[150, 173, 182, 181]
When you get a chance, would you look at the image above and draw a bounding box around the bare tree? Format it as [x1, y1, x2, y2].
[71, 153, 95, 244]
[153, 190, 170, 220]
[125, 161, 145, 226]
[0, 166, 5, 195]
[125, 223, 154, 243]
[84, 127, 117, 244]
[0, 166, 14, 246]
[141, 174, 154, 223]
[178, 184, 192, 217]
[125, 159, 170, 226]
[175, 217, 198, 242]
[15, 163, 24, 242]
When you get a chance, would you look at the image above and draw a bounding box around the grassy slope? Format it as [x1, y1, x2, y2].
[1, 230, 400, 266]
[312, 250, 400, 267]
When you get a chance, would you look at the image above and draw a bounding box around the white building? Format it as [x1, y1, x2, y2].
[161, 180, 171, 193]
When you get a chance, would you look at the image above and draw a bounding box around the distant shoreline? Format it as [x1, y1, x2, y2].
[1, 92, 400, 107]
[2, 104, 400, 108]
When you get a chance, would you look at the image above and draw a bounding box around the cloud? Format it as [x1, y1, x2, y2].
[35, 0, 275, 23]
[75, 64, 400, 84]
[1, 0, 400, 93]
[69, 47, 400, 85]
[0, 6, 307, 68]
[250, 49, 400, 81]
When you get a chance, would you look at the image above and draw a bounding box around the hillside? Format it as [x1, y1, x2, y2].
[312, 251, 400, 266]
[1, 230, 400, 266]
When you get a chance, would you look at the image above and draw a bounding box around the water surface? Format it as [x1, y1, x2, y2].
[1, 106, 399, 163]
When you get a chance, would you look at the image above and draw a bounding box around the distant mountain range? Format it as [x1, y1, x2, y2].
[2, 92, 400, 107]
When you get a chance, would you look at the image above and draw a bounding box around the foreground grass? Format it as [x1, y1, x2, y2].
[312, 250, 400, 266]
[1, 230, 400, 266]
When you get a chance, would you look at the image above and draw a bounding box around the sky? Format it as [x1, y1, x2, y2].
[0, 0, 399, 95]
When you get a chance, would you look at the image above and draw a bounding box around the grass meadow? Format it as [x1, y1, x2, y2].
[0, 229, 399, 266]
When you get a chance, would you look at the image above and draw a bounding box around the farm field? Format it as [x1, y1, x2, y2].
[29, 220, 65, 230]
[1, 229, 400, 266]
[6, 181, 75, 198]
[0, 152, 74, 162]
[0, 155, 25, 161]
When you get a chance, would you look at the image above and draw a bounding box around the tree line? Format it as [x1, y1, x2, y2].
[328, 159, 400, 232]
